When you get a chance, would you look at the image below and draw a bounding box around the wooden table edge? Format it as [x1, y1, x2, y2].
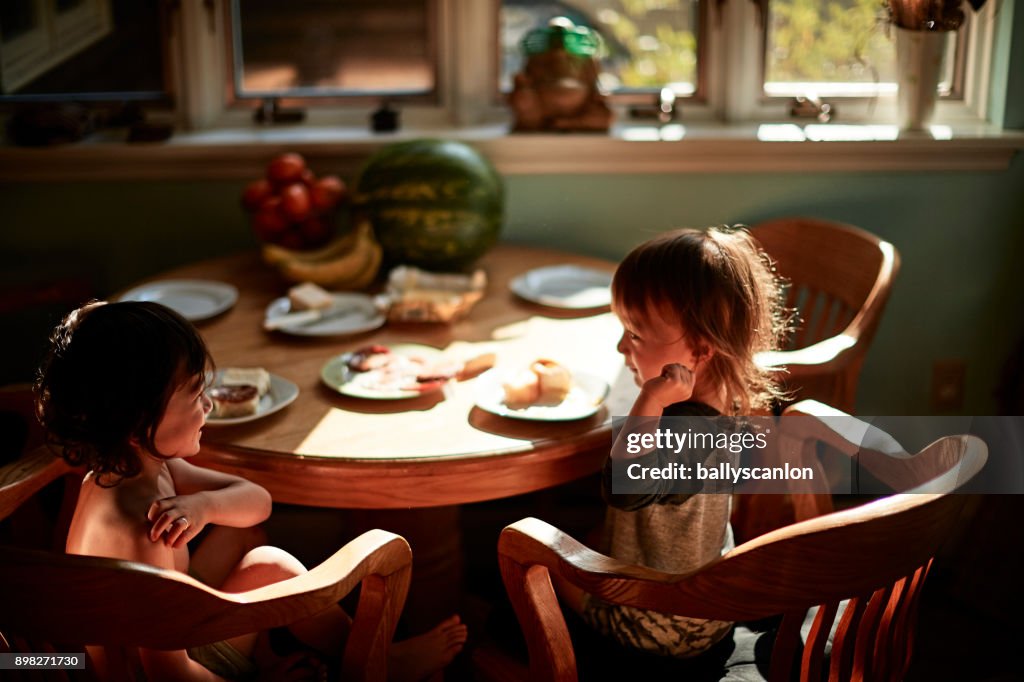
[192, 431, 611, 509]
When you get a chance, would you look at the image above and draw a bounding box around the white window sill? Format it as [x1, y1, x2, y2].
[1, 120, 1021, 182]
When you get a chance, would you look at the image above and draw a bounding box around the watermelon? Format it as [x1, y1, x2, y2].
[352, 139, 504, 271]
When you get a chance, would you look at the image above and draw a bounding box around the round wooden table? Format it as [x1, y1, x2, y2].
[138, 244, 634, 510]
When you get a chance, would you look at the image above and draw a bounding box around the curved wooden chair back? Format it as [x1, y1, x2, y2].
[0, 383, 46, 464]
[752, 218, 900, 412]
[499, 433, 986, 682]
[0, 448, 413, 682]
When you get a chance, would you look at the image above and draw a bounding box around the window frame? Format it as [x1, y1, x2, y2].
[2, 0, 998, 131]
[222, 0, 444, 111]
[1, 0, 113, 95]
[727, 0, 996, 123]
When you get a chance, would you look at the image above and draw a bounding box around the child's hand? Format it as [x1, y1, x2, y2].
[147, 493, 209, 548]
[640, 363, 696, 408]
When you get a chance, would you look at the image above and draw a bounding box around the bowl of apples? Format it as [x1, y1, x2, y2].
[242, 153, 347, 250]
[244, 153, 384, 290]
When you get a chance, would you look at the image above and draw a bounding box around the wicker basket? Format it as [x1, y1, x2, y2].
[385, 266, 487, 323]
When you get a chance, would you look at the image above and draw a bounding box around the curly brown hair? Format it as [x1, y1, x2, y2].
[34, 301, 213, 484]
[612, 225, 791, 414]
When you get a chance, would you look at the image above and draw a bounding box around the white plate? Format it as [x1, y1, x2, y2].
[474, 367, 610, 421]
[510, 265, 613, 309]
[321, 343, 448, 400]
[265, 293, 385, 337]
[119, 280, 238, 322]
[204, 371, 299, 426]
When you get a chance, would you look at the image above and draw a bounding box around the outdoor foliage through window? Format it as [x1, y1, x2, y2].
[501, 0, 700, 95]
[765, 0, 956, 96]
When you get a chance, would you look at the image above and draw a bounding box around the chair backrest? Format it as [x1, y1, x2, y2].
[751, 217, 900, 411]
[0, 448, 412, 682]
[499, 433, 987, 682]
[1, 383, 47, 465]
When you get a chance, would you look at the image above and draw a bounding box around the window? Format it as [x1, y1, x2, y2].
[0, 0, 168, 103]
[499, 0, 705, 100]
[762, 0, 962, 99]
[228, 0, 438, 105]
[1, 0, 996, 131]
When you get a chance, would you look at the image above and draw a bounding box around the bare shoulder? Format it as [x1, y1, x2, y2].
[67, 476, 178, 571]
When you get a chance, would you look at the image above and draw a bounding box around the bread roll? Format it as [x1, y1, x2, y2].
[502, 368, 541, 409]
[532, 359, 571, 405]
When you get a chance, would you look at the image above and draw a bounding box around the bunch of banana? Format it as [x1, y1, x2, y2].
[261, 222, 383, 290]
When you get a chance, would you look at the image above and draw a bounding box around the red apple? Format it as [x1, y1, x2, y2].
[241, 179, 273, 212]
[266, 153, 306, 185]
[280, 182, 312, 222]
[277, 228, 306, 250]
[299, 216, 332, 248]
[300, 168, 316, 187]
[310, 175, 346, 213]
[252, 196, 288, 242]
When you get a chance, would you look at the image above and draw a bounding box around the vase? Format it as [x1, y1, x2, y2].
[895, 27, 948, 131]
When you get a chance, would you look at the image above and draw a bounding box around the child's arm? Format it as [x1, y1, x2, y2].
[147, 459, 272, 548]
[610, 363, 695, 461]
[117, 520, 232, 681]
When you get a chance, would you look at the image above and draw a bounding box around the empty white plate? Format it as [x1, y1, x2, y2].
[510, 265, 613, 309]
[119, 280, 238, 322]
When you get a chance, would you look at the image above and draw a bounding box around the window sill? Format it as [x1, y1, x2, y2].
[1, 121, 1021, 182]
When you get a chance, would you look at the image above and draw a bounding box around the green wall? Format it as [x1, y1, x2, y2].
[2, 156, 1023, 415]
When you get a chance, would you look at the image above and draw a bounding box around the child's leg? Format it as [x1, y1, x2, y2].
[188, 524, 267, 588]
[219, 545, 351, 655]
[219, 545, 469, 680]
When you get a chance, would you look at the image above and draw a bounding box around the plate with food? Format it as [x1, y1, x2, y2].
[509, 265, 613, 309]
[119, 280, 239, 322]
[474, 359, 610, 421]
[321, 344, 460, 400]
[204, 368, 299, 426]
[264, 283, 386, 337]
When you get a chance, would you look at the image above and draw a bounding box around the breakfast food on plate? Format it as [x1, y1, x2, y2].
[208, 384, 260, 418]
[502, 368, 542, 409]
[501, 359, 573, 408]
[532, 359, 572, 404]
[342, 347, 496, 394]
[345, 345, 393, 372]
[288, 282, 334, 311]
[456, 352, 497, 381]
[221, 367, 271, 396]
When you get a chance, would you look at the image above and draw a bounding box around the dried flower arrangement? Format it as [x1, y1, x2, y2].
[887, 0, 988, 31]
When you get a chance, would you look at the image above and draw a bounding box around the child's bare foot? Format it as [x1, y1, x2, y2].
[388, 615, 468, 682]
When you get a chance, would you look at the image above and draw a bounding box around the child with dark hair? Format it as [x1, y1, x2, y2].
[554, 226, 789, 660]
[36, 301, 466, 681]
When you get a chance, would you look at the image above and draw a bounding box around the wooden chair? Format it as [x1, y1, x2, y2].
[752, 218, 900, 413]
[0, 447, 414, 682]
[498, 429, 986, 681]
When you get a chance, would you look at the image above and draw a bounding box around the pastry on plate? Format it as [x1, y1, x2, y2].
[502, 359, 572, 408]
[208, 384, 260, 418]
[221, 367, 271, 396]
[502, 368, 541, 409]
[531, 359, 572, 405]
